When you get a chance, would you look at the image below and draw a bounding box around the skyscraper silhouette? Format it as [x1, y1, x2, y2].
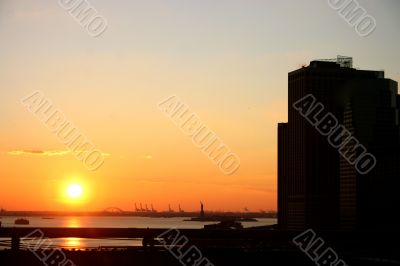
[278, 57, 400, 231]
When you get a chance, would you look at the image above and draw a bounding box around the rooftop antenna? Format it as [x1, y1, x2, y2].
[315, 55, 353, 68]
[336, 55, 353, 68]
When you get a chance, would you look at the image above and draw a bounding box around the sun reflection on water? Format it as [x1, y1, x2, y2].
[65, 217, 81, 228]
[63, 237, 82, 249]
[59, 217, 83, 249]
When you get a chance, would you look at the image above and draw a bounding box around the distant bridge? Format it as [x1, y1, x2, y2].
[103, 207, 126, 213]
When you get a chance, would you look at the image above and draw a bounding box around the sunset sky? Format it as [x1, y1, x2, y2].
[1, 0, 399, 212]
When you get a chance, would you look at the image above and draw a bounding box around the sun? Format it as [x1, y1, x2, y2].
[67, 184, 83, 199]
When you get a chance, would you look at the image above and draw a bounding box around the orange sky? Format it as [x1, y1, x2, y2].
[0, 94, 286, 212]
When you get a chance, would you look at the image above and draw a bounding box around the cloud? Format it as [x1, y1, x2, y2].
[7, 149, 110, 157]
[7, 150, 69, 156]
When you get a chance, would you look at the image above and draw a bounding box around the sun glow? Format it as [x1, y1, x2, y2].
[67, 184, 83, 199]
[60, 177, 92, 207]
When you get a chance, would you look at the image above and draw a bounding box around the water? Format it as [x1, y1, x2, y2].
[0, 216, 277, 249]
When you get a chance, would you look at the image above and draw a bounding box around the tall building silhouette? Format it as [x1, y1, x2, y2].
[278, 56, 400, 231]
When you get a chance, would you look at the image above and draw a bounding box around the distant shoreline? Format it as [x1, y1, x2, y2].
[0, 211, 277, 219]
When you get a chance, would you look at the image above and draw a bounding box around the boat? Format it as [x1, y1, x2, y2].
[15, 218, 29, 225]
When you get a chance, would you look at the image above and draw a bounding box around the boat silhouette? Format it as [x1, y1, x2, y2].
[14, 218, 29, 225]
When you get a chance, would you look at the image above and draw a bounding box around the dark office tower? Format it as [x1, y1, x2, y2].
[278, 56, 400, 231]
[339, 78, 400, 230]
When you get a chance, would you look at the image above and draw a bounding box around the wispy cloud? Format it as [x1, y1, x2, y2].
[7, 149, 110, 157]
